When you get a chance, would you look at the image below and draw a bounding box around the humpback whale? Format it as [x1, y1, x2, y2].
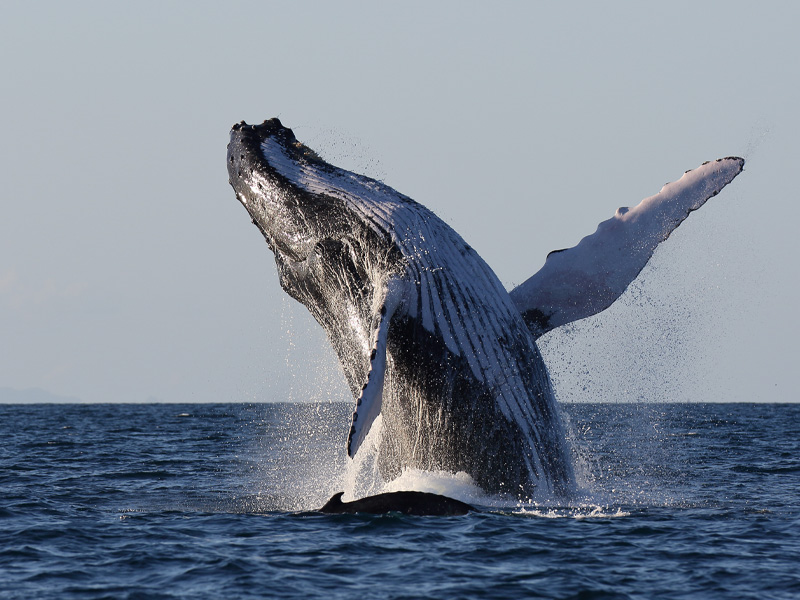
[319, 491, 474, 516]
[227, 118, 744, 498]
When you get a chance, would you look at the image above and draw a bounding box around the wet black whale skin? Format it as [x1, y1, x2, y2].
[319, 491, 475, 516]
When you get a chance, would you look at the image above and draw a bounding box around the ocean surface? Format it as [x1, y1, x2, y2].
[1, 402, 798, 599]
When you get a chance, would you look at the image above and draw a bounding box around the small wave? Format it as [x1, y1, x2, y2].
[101, 470, 177, 480]
[515, 505, 631, 519]
[731, 464, 800, 474]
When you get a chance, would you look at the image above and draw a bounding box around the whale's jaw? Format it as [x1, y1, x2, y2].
[227, 119, 575, 498]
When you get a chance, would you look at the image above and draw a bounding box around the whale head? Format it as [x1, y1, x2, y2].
[226, 119, 406, 435]
[228, 119, 360, 263]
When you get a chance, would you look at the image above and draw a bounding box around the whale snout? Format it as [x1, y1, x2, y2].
[226, 121, 285, 250]
[226, 118, 327, 263]
[226, 118, 299, 208]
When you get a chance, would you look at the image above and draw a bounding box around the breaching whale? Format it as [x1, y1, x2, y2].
[227, 118, 744, 498]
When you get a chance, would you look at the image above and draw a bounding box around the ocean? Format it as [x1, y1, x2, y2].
[1, 402, 798, 599]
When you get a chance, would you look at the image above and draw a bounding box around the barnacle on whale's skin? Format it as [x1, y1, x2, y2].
[227, 117, 744, 499]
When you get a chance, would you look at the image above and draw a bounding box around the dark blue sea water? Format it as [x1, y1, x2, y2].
[1, 402, 798, 599]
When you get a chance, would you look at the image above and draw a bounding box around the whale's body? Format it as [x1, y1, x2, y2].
[319, 491, 474, 516]
[227, 119, 744, 498]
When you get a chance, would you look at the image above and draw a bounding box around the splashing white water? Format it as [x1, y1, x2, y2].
[339, 414, 385, 501]
[381, 469, 485, 501]
[516, 505, 631, 519]
[336, 415, 551, 508]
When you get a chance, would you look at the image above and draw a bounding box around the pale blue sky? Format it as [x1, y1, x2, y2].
[1, 1, 797, 403]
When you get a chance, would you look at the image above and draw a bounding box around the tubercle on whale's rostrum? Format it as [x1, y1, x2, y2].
[227, 119, 336, 265]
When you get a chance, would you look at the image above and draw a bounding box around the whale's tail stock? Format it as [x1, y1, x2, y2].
[509, 158, 745, 339]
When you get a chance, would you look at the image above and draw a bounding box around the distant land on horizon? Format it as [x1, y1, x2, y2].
[0, 387, 83, 404]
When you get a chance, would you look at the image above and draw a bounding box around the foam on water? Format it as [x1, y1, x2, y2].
[334, 414, 562, 510]
[381, 469, 485, 501]
[516, 505, 632, 519]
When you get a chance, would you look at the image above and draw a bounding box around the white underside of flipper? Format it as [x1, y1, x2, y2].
[347, 279, 404, 458]
[510, 157, 745, 337]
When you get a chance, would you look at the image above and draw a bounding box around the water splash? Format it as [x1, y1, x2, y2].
[340, 414, 385, 501]
[237, 397, 712, 517]
[515, 505, 631, 519]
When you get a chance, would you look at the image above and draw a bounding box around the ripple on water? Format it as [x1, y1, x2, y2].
[0, 403, 798, 600]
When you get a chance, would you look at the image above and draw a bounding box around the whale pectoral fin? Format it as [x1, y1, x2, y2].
[347, 324, 389, 457]
[509, 157, 745, 338]
[347, 280, 404, 458]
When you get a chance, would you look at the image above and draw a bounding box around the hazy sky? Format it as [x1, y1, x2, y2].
[1, 1, 797, 403]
